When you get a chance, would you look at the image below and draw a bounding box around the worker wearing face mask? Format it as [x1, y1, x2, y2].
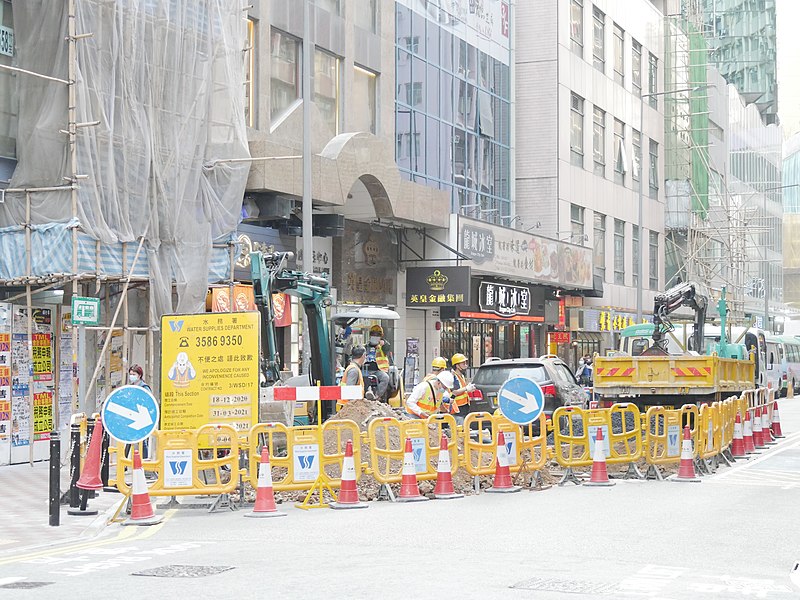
[128, 364, 151, 393]
[365, 324, 392, 402]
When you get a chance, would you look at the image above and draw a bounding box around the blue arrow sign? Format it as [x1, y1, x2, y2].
[497, 377, 544, 425]
[101, 385, 159, 444]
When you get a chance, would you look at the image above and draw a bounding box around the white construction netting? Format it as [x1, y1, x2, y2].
[3, 0, 250, 318]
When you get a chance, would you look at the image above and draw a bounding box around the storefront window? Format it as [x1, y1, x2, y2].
[440, 320, 539, 369]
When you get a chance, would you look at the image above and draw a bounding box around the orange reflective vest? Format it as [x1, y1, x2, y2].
[375, 345, 390, 372]
[453, 369, 470, 407]
[406, 382, 439, 417]
[339, 363, 364, 405]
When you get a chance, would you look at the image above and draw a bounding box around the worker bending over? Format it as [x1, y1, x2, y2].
[405, 371, 455, 418]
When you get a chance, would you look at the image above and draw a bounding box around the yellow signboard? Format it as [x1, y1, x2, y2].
[160, 312, 260, 434]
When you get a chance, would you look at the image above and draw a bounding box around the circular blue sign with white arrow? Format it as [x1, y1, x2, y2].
[497, 377, 545, 425]
[101, 385, 159, 444]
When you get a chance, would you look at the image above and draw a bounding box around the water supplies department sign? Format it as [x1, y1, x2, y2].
[160, 312, 259, 434]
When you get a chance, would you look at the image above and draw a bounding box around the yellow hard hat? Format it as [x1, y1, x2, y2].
[431, 357, 447, 370]
[451, 353, 468, 366]
[369, 324, 384, 335]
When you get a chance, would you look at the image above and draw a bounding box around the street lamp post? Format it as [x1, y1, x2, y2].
[637, 86, 708, 323]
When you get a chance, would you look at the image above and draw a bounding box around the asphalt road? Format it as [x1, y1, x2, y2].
[2, 401, 800, 599]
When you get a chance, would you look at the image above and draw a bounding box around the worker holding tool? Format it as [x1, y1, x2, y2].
[450, 353, 476, 423]
[405, 371, 455, 419]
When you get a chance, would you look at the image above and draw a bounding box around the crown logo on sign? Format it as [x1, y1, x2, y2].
[426, 269, 448, 291]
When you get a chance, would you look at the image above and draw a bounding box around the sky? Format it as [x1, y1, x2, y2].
[777, 0, 800, 139]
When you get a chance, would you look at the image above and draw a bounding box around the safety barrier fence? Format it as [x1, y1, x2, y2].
[99, 389, 783, 502]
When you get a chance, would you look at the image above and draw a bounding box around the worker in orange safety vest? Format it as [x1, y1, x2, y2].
[338, 346, 367, 411]
[405, 371, 455, 418]
[450, 353, 476, 424]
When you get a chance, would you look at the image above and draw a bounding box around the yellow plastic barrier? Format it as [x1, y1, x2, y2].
[367, 415, 458, 488]
[643, 406, 685, 480]
[697, 403, 721, 461]
[552, 404, 643, 484]
[111, 423, 240, 498]
[461, 411, 497, 477]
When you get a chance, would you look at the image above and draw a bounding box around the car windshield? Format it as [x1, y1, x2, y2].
[473, 365, 548, 386]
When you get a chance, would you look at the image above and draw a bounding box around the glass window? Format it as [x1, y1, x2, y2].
[441, 72, 454, 122]
[355, 0, 377, 33]
[426, 63, 440, 117]
[593, 106, 605, 176]
[649, 231, 659, 290]
[571, 204, 585, 242]
[270, 29, 301, 122]
[614, 219, 625, 285]
[632, 40, 642, 96]
[352, 66, 377, 134]
[594, 213, 606, 279]
[396, 110, 411, 170]
[441, 30, 454, 71]
[649, 139, 659, 198]
[426, 115, 440, 179]
[570, 93, 584, 167]
[632, 224, 639, 287]
[632, 129, 641, 189]
[648, 53, 658, 108]
[245, 18, 256, 127]
[411, 10, 426, 56]
[317, 0, 340, 15]
[614, 119, 626, 185]
[613, 24, 624, 86]
[314, 49, 341, 135]
[570, 0, 583, 56]
[593, 6, 605, 72]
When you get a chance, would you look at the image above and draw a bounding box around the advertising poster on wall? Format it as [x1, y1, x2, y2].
[0, 303, 10, 462]
[32, 333, 53, 382]
[58, 311, 76, 426]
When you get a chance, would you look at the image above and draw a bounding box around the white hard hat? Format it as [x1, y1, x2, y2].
[436, 371, 455, 389]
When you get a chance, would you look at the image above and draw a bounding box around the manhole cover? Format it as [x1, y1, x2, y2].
[132, 565, 235, 578]
[0, 582, 54, 589]
[511, 577, 619, 594]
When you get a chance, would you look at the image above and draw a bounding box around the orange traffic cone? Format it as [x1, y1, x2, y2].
[743, 410, 756, 454]
[246, 447, 287, 518]
[486, 431, 521, 493]
[584, 427, 615, 487]
[752, 407, 765, 448]
[762, 406, 775, 444]
[670, 425, 701, 482]
[331, 439, 368, 510]
[433, 434, 463, 499]
[123, 448, 163, 526]
[731, 412, 747, 458]
[397, 437, 428, 502]
[772, 402, 784, 438]
[77, 417, 105, 491]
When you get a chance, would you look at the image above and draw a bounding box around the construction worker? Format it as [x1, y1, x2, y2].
[450, 353, 476, 424]
[365, 324, 393, 401]
[423, 356, 448, 382]
[405, 371, 455, 419]
[338, 346, 367, 411]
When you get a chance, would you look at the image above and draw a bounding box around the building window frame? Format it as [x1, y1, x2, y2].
[613, 23, 624, 86]
[632, 128, 641, 191]
[614, 119, 626, 185]
[570, 93, 584, 167]
[614, 218, 625, 285]
[245, 17, 256, 128]
[649, 139, 659, 199]
[570, 0, 583, 57]
[593, 106, 605, 177]
[571, 204, 585, 242]
[592, 6, 605, 72]
[648, 53, 658, 108]
[632, 224, 640, 287]
[594, 212, 606, 280]
[314, 47, 342, 136]
[649, 230, 659, 290]
[353, 64, 378, 134]
[632, 39, 642, 97]
[269, 28, 301, 124]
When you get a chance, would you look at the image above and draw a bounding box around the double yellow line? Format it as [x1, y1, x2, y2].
[0, 509, 175, 566]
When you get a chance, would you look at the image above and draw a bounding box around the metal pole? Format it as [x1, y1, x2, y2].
[764, 193, 769, 331]
[68, 0, 80, 415]
[302, 0, 314, 375]
[636, 93, 644, 323]
[49, 431, 60, 526]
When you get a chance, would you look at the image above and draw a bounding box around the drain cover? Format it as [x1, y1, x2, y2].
[132, 565, 235, 578]
[0, 582, 54, 589]
[511, 577, 619, 594]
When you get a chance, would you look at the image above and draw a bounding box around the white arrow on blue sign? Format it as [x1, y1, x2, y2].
[101, 385, 159, 444]
[497, 377, 545, 425]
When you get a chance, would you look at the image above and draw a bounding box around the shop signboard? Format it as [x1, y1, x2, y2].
[406, 266, 470, 307]
[478, 281, 530, 317]
[454, 215, 593, 290]
[550, 332, 571, 344]
[333, 220, 397, 306]
[160, 312, 259, 436]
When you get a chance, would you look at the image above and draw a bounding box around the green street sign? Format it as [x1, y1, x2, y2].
[71, 296, 100, 326]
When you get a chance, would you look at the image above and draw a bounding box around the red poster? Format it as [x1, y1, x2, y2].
[272, 293, 292, 328]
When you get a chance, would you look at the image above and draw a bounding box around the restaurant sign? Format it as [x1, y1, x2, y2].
[478, 281, 530, 318]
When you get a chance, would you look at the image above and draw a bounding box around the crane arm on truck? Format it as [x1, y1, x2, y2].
[649, 282, 707, 355]
[250, 251, 335, 397]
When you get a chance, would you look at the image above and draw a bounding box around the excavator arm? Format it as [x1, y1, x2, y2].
[649, 282, 707, 355]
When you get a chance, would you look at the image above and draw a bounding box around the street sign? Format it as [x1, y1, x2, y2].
[71, 296, 101, 326]
[101, 385, 159, 444]
[497, 376, 544, 425]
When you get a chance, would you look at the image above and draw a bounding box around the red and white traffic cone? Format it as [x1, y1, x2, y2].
[486, 431, 521, 493]
[670, 425, 701, 482]
[752, 407, 765, 449]
[245, 447, 287, 518]
[433, 434, 463, 499]
[397, 437, 428, 502]
[743, 410, 756, 454]
[772, 402, 784, 438]
[68, 417, 104, 517]
[331, 439, 368, 510]
[731, 412, 747, 458]
[584, 427, 615, 487]
[762, 406, 776, 444]
[123, 448, 164, 526]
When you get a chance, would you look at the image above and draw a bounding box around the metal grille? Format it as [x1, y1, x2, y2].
[132, 565, 235, 578]
[511, 577, 619, 594]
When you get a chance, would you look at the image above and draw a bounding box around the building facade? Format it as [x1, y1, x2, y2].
[782, 132, 800, 308]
